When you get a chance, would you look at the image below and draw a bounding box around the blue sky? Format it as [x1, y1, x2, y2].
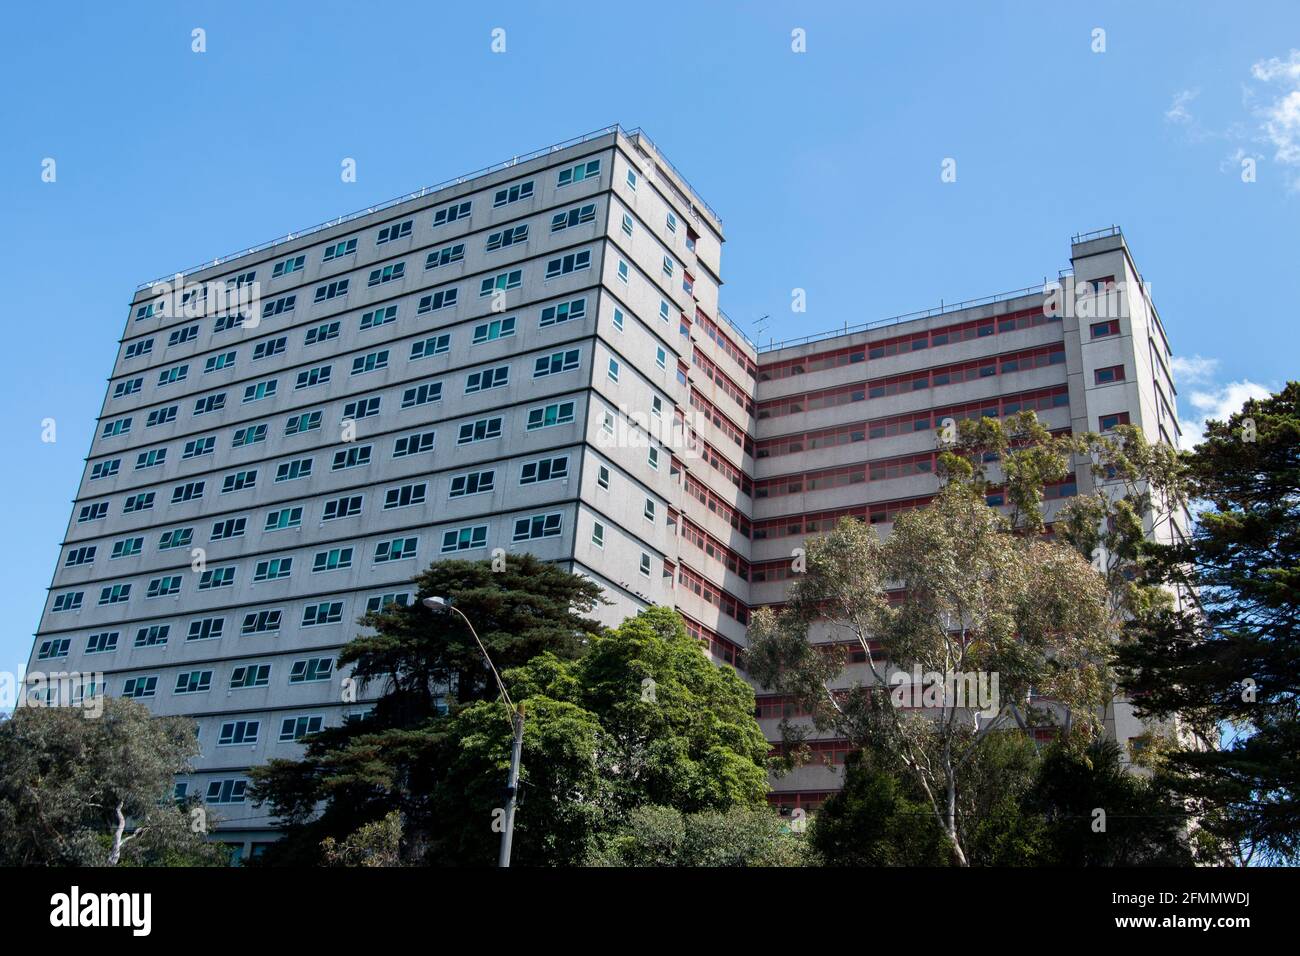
[1, 1, 1296, 693]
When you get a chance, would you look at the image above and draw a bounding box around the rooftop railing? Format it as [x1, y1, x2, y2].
[756, 282, 1051, 353]
[1071, 224, 1122, 244]
[136, 124, 716, 292]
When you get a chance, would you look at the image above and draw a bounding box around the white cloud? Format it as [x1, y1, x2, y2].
[1246, 50, 1300, 186]
[1180, 379, 1273, 450]
[1169, 354, 1219, 385]
[1165, 88, 1200, 124]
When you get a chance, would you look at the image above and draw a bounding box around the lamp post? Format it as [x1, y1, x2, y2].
[422, 595, 523, 868]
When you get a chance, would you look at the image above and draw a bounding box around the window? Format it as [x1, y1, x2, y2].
[90, 459, 121, 480]
[302, 602, 344, 627]
[513, 512, 562, 541]
[322, 237, 358, 261]
[134, 624, 168, 646]
[662, 256, 674, 278]
[157, 364, 189, 387]
[411, 334, 450, 359]
[617, 260, 629, 283]
[264, 507, 303, 532]
[240, 612, 280, 636]
[312, 548, 353, 572]
[314, 279, 349, 302]
[360, 305, 398, 330]
[253, 338, 287, 361]
[393, 430, 436, 457]
[479, 271, 522, 296]
[526, 401, 575, 430]
[534, 349, 580, 378]
[86, 631, 119, 654]
[145, 580, 180, 602]
[626, 167, 638, 189]
[351, 349, 390, 375]
[171, 481, 205, 503]
[1099, 411, 1131, 432]
[666, 211, 678, 233]
[322, 495, 363, 520]
[98, 583, 130, 606]
[78, 501, 109, 523]
[401, 381, 442, 408]
[111, 537, 143, 559]
[263, 295, 296, 318]
[122, 676, 158, 699]
[457, 417, 502, 444]
[198, 566, 235, 590]
[133, 302, 156, 322]
[607, 357, 620, 382]
[124, 338, 153, 360]
[193, 394, 224, 416]
[519, 456, 568, 484]
[367, 262, 405, 286]
[343, 397, 381, 420]
[426, 243, 465, 270]
[552, 204, 597, 232]
[644, 499, 656, 522]
[648, 445, 660, 469]
[135, 448, 166, 470]
[123, 493, 154, 514]
[286, 410, 322, 435]
[305, 321, 340, 345]
[167, 325, 198, 348]
[187, 618, 224, 642]
[232, 424, 267, 447]
[545, 250, 591, 278]
[218, 720, 261, 746]
[374, 537, 419, 562]
[205, 780, 248, 804]
[621, 212, 633, 236]
[473, 317, 516, 343]
[449, 470, 495, 497]
[442, 525, 487, 553]
[102, 417, 131, 438]
[540, 298, 586, 327]
[656, 347, 667, 370]
[176, 671, 214, 696]
[230, 663, 271, 688]
[65, 546, 96, 567]
[158, 528, 193, 551]
[365, 593, 412, 613]
[212, 312, 247, 334]
[640, 552, 652, 577]
[38, 638, 71, 660]
[376, 219, 413, 244]
[280, 715, 325, 742]
[221, 470, 257, 494]
[290, 658, 335, 684]
[242, 379, 277, 403]
[557, 159, 600, 186]
[431, 200, 471, 226]
[113, 377, 142, 399]
[613, 308, 624, 331]
[52, 592, 84, 613]
[211, 517, 246, 541]
[494, 181, 533, 207]
[465, 365, 509, 393]
[486, 225, 528, 250]
[272, 254, 305, 277]
[1094, 364, 1126, 384]
[384, 483, 427, 509]
[1091, 319, 1121, 338]
[417, 288, 458, 313]
[183, 436, 215, 459]
[591, 522, 605, 548]
[295, 365, 331, 390]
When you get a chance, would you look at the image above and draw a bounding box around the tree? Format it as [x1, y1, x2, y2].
[1120, 382, 1300, 863]
[594, 805, 811, 866]
[321, 811, 404, 867]
[429, 606, 770, 865]
[749, 409, 1119, 866]
[250, 555, 606, 864]
[0, 698, 227, 866]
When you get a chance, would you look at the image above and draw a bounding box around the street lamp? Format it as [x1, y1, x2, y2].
[422, 595, 523, 868]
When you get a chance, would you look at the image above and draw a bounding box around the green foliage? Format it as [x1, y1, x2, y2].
[594, 805, 812, 867]
[252, 566, 772, 866]
[1121, 382, 1300, 863]
[321, 811, 405, 866]
[0, 698, 226, 866]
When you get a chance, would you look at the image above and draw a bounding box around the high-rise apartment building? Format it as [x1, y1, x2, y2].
[25, 126, 1183, 856]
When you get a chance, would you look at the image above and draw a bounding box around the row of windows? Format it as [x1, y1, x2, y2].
[112, 291, 595, 414]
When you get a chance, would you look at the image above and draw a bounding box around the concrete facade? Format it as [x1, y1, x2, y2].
[24, 126, 1184, 855]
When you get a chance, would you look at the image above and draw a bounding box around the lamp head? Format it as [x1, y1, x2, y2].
[422, 596, 449, 610]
